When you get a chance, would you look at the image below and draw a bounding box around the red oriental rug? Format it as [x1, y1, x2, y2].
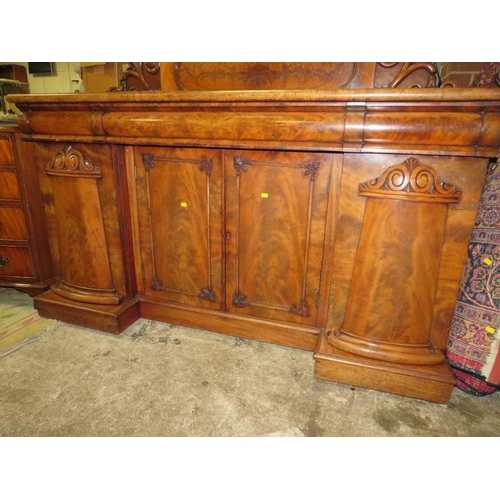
[446, 162, 500, 395]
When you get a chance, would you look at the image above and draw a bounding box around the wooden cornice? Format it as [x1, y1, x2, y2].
[8, 89, 500, 158]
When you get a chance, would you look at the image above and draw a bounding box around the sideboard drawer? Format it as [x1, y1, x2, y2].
[0, 207, 28, 240]
[0, 245, 35, 277]
[0, 136, 14, 164]
[0, 170, 21, 201]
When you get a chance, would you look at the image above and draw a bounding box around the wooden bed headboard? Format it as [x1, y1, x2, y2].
[118, 62, 440, 91]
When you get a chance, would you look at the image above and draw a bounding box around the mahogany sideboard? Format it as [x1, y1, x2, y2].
[8, 84, 500, 404]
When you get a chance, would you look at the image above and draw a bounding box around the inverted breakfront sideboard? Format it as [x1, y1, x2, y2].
[9, 62, 500, 404]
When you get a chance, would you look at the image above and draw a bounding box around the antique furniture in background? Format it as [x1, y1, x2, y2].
[0, 126, 54, 295]
[0, 64, 28, 83]
[8, 62, 500, 404]
[0, 64, 29, 115]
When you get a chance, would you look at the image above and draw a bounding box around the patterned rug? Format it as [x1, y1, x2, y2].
[447, 162, 500, 395]
[0, 287, 55, 349]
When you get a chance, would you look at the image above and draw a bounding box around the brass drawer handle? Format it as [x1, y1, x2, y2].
[0, 254, 10, 267]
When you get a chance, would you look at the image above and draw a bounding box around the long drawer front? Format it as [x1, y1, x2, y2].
[0, 135, 14, 164]
[0, 170, 21, 201]
[0, 207, 28, 241]
[0, 246, 35, 278]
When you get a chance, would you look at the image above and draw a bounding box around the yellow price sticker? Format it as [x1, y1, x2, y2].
[484, 258, 493, 266]
[180, 202, 188, 208]
[261, 193, 269, 198]
[486, 326, 496, 334]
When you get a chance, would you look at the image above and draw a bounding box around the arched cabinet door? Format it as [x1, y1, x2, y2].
[315, 153, 489, 404]
[36, 143, 127, 306]
[330, 157, 462, 364]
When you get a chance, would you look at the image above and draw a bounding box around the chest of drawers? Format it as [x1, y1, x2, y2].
[0, 126, 54, 295]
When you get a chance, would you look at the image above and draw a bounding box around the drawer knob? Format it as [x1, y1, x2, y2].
[0, 254, 10, 267]
[0, 219, 3, 226]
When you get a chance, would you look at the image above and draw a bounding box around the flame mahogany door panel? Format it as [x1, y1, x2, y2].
[134, 147, 223, 310]
[225, 150, 335, 326]
[34, 142, 128, 306]
[314, 153, 489, 403]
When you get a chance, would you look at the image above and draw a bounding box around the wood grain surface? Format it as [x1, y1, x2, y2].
[9, 77, 500, 402]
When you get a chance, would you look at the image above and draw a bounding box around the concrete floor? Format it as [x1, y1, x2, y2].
[1, 288, 500, 437]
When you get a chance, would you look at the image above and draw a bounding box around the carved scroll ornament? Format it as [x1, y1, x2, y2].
[115, 62, 442, 92]
[46, 145, 102, 178]
[359, 158, 462, 203]
[119, 62, 161, 91]
[377, 62, 439, 88]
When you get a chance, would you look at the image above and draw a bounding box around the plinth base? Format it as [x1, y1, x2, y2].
[34, 289, 140, 334]
[314, 334, 455, 404]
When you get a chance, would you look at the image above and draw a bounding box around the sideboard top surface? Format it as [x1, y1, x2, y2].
[7, 87, 500, 105]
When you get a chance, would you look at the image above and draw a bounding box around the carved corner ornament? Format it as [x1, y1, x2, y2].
[290, 299, 309, 317]
[142, 153, 156, 170]
[301, 161, 320, 182]
[198, 157, 213, 176]
[359, 158, 461, 204]
[234, 157, 251, 176]
[232, 290, 249, 307]
[151, 276, 166, 291]
[46, 145, 102, 178]
[199, 286, 216, 302]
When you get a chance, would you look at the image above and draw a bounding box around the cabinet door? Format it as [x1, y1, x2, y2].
[225, 150, 333, 326]
[35, 143, 125, 305]
[134, 147, 223, 309]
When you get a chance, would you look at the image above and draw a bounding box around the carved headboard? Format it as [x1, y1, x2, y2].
[118, 62, 440, 91]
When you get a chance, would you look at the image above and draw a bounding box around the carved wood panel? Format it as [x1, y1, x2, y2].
[170, 62, 371, 90]
[36, 143, 126, 305]
[374, 62, 439, 88]
[159, 62, 440, 91]
[327, 156, 487, 366]
[225, 150, 334, 325]
[134, 147, 222, 310]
